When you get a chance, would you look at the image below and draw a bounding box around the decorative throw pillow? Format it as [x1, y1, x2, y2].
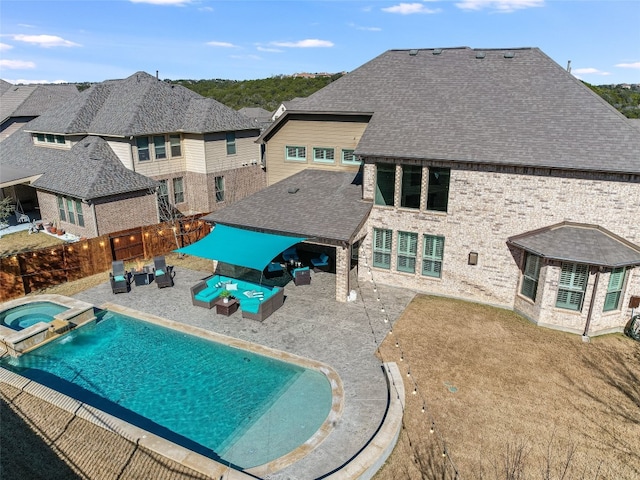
[226, 283, 238, 291]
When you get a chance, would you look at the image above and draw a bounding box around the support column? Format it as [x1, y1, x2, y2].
[335, 245, 349, 302]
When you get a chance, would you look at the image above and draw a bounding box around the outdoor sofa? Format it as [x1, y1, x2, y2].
[190, 275, 284, 322]
[310, 253, 330, 272]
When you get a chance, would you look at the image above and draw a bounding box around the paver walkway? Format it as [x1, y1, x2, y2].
[2, 263, 414, 479]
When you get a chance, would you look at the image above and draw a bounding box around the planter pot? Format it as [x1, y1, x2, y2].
[50, 227, 57, 234]
[58, 229, 65, 236]
[223, 297, 229, 304]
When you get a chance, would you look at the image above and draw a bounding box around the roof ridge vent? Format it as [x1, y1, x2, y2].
[475, 51, 486, 59]
[409, 49, 419, 56]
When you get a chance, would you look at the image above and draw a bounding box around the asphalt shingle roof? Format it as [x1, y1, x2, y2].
[25, 72, 257, 136]
[508, 222, 640, 267]
[203, 169, 372, 243]
[281, 47, 640, 174]
[0, 128, 157, 200]
[0, 83, 79, 123]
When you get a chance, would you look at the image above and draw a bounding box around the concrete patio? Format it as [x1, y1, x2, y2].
[67, 261, 416, 479]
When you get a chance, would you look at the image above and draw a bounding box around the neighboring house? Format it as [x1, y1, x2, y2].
[271, 98, 305, 122]
[238, 107, 273, 132]
[0, 81, 79, 142]
[1, 71, 266, 238]
[227, 47, 640, 336]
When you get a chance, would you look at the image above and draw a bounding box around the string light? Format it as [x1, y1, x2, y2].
[357, 242, 460, 479]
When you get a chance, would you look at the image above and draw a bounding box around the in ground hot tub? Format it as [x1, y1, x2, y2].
[0, 295, 96, 357]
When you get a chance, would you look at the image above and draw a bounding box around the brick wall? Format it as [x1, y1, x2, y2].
[360, 160, 640, 334]
[93, 192, 159, 236]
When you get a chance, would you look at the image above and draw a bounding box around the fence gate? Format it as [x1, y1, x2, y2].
[110, 228, 144, 261]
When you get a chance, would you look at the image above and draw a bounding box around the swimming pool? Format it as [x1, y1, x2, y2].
[0, 307, 336, 470]
[0, 301, 68, 331]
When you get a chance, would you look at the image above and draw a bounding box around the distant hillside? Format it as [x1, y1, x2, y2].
[172, 74, 344, 112]
[78, 76, 640, 119]
[585, 83, 640, 119]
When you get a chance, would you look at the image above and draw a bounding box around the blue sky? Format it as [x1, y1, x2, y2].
[1, 0, 639, 85]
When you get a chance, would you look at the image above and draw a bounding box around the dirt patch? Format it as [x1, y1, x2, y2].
[375, 295, 640, 479]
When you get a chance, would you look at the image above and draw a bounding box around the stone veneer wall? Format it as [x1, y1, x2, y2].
[359, 160, 640, 334]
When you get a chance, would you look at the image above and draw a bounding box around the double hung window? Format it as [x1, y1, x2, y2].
[422, 235, 445, 278]
[556, 262, 589, 311]
[373, 228, 392, 269]
[521, 253, 542, 301]
[397, 231, 418, 273]
[604, 267, 627, 312]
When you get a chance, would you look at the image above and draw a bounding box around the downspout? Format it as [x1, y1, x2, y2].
[583, 267, 602, 339]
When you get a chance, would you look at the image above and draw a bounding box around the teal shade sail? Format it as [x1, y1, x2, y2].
[176, 224, 306, 271]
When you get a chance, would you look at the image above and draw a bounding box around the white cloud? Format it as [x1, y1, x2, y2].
[0, 43, 13, 51]
[572, 67, 611, 76]
[382, 3, 440, 14]
[130, 0, 191, 5]
[456, 0, 544, 12]
[257, 46, 282, 53]
[206, 41, 237, 48]
[12, 34, 80, 48]
[271, 39, 334, 48]
[198, 6, 213, 12]
[0, 59, 36, 69]
[615, 62, 640, 69]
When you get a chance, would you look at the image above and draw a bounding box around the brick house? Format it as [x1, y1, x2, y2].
[0, 72, 265, 237]
[247, 47, 640, 336]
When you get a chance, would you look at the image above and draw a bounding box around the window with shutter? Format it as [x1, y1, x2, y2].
[373, 228, 392, 269]
[520, 253, 541, 301]
[422, 234, 444, 278]
[604, 267, 626, 312]
[556, 262, 588, 311]
[397, 231, 418, 273]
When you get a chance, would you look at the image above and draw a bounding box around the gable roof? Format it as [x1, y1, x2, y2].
[0, 128, 157, 200]
[0, 83, 79, 124]
[508, 222, 640, 267]
[204, 169, 372, 243]
[25, 71, 257, 137]
[278, 47, 640, 175]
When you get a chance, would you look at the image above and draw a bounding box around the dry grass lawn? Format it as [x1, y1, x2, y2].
[375, 296, 640, 479]
[0, 230, 65, 256]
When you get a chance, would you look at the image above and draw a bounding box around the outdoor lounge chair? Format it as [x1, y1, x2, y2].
[310, 252, 330, 272]
[292, 266, 311, 286]
[282, 246, 300, 262]
[153, 256, 175, 288]
[109, 260, 130, 294]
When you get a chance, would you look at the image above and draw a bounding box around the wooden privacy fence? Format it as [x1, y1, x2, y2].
[0, 217, 209, 302]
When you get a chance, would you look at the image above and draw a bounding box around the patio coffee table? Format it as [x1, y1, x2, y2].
[214, 298, 239, 316]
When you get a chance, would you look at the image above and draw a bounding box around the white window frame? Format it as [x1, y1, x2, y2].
[603, 267, 627, 312]
[520, 252, 541, 301]
[397, 231, 418, 273]
[373, 228, 392, 269]
[173, 177, 184, 204]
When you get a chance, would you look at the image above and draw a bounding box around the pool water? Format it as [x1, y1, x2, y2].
[0, 301, 68, 330]
[0, 310, 332, 469]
